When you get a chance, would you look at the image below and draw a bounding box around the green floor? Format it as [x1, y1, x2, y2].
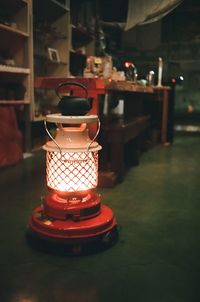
[0, 134, 200, 302]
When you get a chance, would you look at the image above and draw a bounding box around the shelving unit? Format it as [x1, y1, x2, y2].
[0, 0, 97, 152]
[69, 0, 96, 76]
[0, 100, 28, 105]
[32, 0, 70, 121]
[0, 23, 29, 37]
[0, 0, 33, 152]
[0, 65, 30, 73]
[32, 0, 95, 120]
[71, 24, 94, 48]
[70, 24, 95, 74]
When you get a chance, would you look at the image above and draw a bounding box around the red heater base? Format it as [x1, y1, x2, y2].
[27, 193, 118, 255]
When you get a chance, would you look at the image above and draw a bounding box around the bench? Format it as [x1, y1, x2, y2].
[98, 115, 150, 185]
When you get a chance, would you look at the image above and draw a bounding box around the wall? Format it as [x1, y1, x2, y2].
[120, 1, 200, 124]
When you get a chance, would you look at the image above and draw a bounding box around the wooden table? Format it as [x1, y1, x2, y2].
[35, 77, 171, 142]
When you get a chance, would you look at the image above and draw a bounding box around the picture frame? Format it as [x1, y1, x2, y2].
[48, 48, 60, 63]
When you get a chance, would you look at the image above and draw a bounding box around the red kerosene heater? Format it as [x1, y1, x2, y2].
[28, 82, 118, 254]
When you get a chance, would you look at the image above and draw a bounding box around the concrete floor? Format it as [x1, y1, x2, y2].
[0, 134, 200, 302]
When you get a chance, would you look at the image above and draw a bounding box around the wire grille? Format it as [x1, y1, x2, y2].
[46, 151, 98, 192]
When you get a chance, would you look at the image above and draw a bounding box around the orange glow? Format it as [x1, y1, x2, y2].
[46, 151, 98, 192]
[125, 61, 134, 68]
[187, 105, 194, 113]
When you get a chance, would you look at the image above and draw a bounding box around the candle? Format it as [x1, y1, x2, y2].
[157, 57, 163, 86]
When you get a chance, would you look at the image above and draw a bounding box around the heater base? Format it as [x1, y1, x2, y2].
[28, 205, 118, 255]
[26, 226, 118, 255]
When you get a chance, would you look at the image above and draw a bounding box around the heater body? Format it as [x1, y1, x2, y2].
[28, 114, 117, 253]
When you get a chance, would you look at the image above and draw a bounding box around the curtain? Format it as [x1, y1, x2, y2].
[125, 0, 182, 31]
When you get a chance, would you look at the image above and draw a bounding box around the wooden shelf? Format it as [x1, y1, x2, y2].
[70, 1, 96, 76]
[33, 0, 69, 22]
[0, 0, 32, 152]
[0, 100, 29, 105]
[48, 60, 68, 65]
[70, 49, 86, 58]
[0, 65, 30, 74]
[0, 23, 28, 37]
[34, 52, 68, 64]
[71, 24, 94, 48]
[51, 0, 70, 11]
[32, 0, 70, 129]
[106, 81, 154, 93]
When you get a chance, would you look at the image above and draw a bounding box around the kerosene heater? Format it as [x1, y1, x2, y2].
[28, 82, 118, 254]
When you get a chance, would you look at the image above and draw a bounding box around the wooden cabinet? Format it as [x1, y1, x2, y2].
[0, 0, 33, 151]
[32, 0, 70, 121]
[0, 0, 71, 150]
[0, 0, 32, 104]
[70, 24, 95, 76]
[33, 0, 96, 122]
[33, 0, 70, 78]
[70, 0, 95, 76]
[0, 0, 97, 151]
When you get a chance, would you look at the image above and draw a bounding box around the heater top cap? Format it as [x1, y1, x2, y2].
[46, 114, 99, 124]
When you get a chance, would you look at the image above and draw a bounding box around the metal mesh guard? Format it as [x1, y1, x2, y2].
[46, 151, 98, 192]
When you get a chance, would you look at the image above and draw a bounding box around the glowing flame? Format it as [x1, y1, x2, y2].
[46, 151, 98, 192]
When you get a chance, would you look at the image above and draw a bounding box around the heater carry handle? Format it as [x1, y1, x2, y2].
[87, 118, 101, 152]
[44, 120, 62, 155]
[55, 82, 88, 99]
[44, 118, 101, 161]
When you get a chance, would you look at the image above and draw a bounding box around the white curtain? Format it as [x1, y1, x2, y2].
[125, 0, 182, 31]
